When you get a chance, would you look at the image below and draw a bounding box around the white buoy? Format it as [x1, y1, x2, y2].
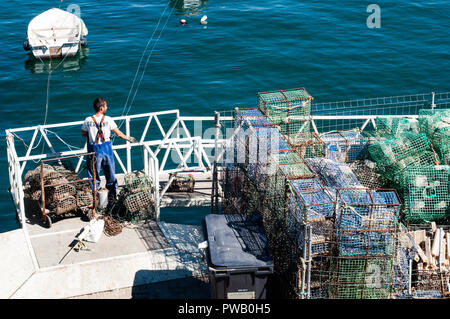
[200, 15, 207, 25]
[98, 188, 109, 210]
[180, 19, 187, 25]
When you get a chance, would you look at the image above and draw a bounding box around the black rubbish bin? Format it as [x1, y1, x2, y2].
[204, 213, 274, 299]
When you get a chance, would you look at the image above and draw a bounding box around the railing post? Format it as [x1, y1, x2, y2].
[126, 118, 131, 172]
[211, 111, 220, 214]
[431, 92, 436, 110]
[154, 156, 160, 221]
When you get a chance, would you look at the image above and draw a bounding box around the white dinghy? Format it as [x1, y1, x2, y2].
[24, 8, 88, 59]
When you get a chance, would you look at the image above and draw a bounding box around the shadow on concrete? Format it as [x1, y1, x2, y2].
[131, 270, 210, 299]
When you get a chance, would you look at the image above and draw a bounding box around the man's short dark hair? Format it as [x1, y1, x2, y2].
[93, 97, 107, 112]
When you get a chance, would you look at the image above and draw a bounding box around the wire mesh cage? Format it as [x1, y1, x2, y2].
[257, 88, 313, 125]
[374, 117, 420, 138]
[405, 165, 450, 223]
[54, 195, 78, 215]
[349, 160, 385, 189]
[304, 158, 363, 199]
[278, 126, 324, 159]
[23, 154, 97, 224]
[368, 132, 431, 167]
[321, 130, 369, 162]
[124, 170, 153, 194]
[288, 178, 335, 224]
[335, 189, 401, 257]
[167, 174, 196, 193]
[328, 256, 395, 299]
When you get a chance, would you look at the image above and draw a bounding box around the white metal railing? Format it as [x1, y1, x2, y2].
[6, 109, 230, 224]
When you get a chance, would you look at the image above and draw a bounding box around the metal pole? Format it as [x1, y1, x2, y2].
[307, 224, 312, 299]
[431, 92, 436, 110]
[126, 118, 131, 173]
[211, 111, 220, 214]
[300, 224, 306, 299]
[408, 258, 412, 295]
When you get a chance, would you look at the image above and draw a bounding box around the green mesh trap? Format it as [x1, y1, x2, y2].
[124, 170, 153, 194]
[329, 256, 395, 299]
[405, 165, 450, 223]
[374, 117, 419, 137]
[368, 132, 431, 167]
[257, 88, 312, 124]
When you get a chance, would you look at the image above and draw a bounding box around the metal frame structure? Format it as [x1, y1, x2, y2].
[6, 109, 231, 226]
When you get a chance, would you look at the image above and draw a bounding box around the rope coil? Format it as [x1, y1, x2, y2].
[100, 215, 123, 236]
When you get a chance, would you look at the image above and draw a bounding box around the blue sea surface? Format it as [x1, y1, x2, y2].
[0, 0, 449, 232]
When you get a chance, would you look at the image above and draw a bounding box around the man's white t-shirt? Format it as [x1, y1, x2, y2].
[81, 114, 117, 144]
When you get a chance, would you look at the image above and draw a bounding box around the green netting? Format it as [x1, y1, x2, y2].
[405, 165, 450, 223]
[266, 150, 314, 179]
[123, 170, 153, 194]
[374, 117, 419, 137]
[384, 151, 437, 187]
[329, 257, 395, 299]
[418, 109, 450, 138]
[276, 122, 324, 158]
[368, 132, 431, 167]
[257, 88, 312, 124]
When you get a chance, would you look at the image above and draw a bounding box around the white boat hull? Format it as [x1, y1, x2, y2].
[26, 8, 88, 60]
[31, 43, 80, 60]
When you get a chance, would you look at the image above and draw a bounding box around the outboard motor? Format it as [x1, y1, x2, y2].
[23, 39, 31, 51]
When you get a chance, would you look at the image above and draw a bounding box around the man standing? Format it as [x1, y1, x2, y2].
[81, 97, 136, 199]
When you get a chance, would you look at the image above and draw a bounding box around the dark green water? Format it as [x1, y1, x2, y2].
[1, 0, 449, 232]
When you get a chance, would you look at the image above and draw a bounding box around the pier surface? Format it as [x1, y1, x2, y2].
[0, 172, 213, 299]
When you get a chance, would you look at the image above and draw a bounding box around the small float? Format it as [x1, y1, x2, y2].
[23, 8, 88, 59]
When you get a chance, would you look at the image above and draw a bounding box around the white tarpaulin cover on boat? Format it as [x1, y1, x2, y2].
[27, 8, 88, 48]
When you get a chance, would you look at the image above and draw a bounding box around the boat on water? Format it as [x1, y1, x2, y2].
[23, 8, 88, 59]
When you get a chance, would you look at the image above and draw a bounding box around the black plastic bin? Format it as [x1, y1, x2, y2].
[204, 213, 274, 299]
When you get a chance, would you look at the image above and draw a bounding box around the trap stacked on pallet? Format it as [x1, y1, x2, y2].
[320, 130, 369, 163]
[368, 132, 437, 187]
[404, 165, 450, 223]
[110, 170, 155, 222]
[329, 189, 401, 299]
[418, 109, 450, 165]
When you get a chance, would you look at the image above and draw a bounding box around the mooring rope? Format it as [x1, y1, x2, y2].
[114, 1, 178, 138]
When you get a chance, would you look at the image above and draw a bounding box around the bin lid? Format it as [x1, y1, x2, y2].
[205, 213, 273, 269]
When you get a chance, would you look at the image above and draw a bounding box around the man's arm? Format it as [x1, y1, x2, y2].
[112, 128, 136, 143]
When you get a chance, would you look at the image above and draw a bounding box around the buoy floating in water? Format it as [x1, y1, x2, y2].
[180, 19, 187, 25]
[200, 15, 207, 25]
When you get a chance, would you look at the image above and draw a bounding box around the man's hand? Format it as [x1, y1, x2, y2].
[127, 136, 137, 143]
